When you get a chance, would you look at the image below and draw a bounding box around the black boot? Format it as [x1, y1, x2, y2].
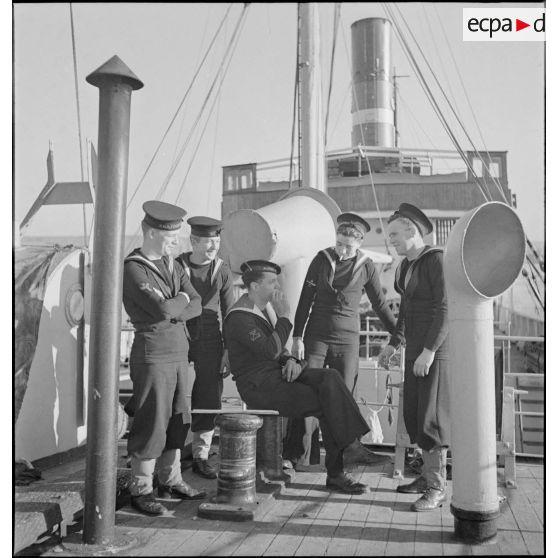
[131, 492, 168, 515]
[192, 458, 218, 479]
[157, 480, 206, 500]
[326, 472, 369, 494]
[411, 487, 447, 512]
[396, 476, 427, 494]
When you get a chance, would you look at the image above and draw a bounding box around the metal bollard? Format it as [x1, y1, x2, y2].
[256, 415, 290, 481]
[198, 413, 262, 520]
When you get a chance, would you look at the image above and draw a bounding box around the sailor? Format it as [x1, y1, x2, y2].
[123, 200, 206, 516]
[286, 212, 398, 468]
[378, 202, 450, 512]
[223, 260, 372, 494]
[176, 216, 235, 479]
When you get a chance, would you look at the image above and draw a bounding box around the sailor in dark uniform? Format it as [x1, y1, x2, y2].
[286, 212, 398, 467]
[223, 260, 372, 494]
[379, 203, 450, 512]
[123, 201, 206, 516]
[176, 216, 235, 479]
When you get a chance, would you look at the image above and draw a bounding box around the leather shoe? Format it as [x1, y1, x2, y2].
[344, 442, 392, 466]
[326, 472, 369, 494]
[157, 481, 206, 500]
[131, 493, 168, 516]
[411, 487, 447, 512]
[192, 458, 217, 479]
[396, 476, 427, 494]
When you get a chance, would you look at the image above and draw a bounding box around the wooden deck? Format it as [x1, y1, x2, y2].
[22, 452, 544, 557]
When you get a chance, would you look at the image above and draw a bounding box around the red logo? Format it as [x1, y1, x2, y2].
[516, 19, 530, 32]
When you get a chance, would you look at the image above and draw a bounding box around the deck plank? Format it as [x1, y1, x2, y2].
[294, 468, 355, 556]
[263, 472, 328, 556]
[198, 521, 254, 556]
[385, 487, 420, 556]
[507, 490, 543, 533]
[326, 467, 373, 556]
[232, 473, 323, 556]
[521, 530, 544, 556]
[355, 473, 396, 556]
[497, 528, 530, 555]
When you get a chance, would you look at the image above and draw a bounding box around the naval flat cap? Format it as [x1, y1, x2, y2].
[337, 212, 371, 235]
[142, 200, 186, 231]
[240, 260, 281, 275]
[187, 216, 222, 237]
[389, 203, 433, 236]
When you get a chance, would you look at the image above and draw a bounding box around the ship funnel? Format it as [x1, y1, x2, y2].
[444, 202, 525, 543]
[351, 18, 395, 148]
[221, 189, 340, 324]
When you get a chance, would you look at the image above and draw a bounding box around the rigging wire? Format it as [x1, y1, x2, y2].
[391, 3, 508, 203]
[389, 3, 544, 310]
[419, 3, 464, 126]
[381, 3, 491, 203]
[171, 5, 214, 164]
[125, 4, 247, 252]
[431, 3, 506, 198]
[126, 3, 234, 210]
[339, 17, 391, 255]
[431, 1, 543, 280]
[206, 30, 225, 214]
[174, 9, 247, 206]
[324, 3, 340, 146]
[165, 5, 249, 201]
[69, 3, 87, 246]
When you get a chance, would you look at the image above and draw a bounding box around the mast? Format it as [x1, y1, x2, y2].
[298, 3, 326, 192]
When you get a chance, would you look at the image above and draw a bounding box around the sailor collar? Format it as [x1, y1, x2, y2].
[395, 246, 443, 295]
[125, 250, 175, 277]
[226, 293, 278, 327]
[320, 247, 370, 292]
[181, 252, 223, 285]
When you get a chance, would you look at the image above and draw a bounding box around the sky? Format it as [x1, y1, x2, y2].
[13, 2, 545, 242]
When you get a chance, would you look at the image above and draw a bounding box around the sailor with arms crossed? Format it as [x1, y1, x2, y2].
[123, 201, 206, 516]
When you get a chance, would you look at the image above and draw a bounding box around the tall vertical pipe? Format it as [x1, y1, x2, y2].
[351, 18, 395, 148]
[444, 202, 525, 543]
[83, 55, 143, 545]
[299, 3, 326, 191]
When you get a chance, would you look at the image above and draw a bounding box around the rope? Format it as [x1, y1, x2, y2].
[324, 3, 340, 146]
[126, 4, 234, 209]
[69, 4, 87, 245]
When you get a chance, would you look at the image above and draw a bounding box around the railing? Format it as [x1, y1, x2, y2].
[358, 323, 544, 459]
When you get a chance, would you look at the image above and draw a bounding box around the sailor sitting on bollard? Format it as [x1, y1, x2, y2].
[223, 259, 372, 494]
[378, 203, 450, 512]
[176, 216, 235, 480]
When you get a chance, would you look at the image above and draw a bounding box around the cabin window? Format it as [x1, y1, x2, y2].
[222, 164, 257, 193]
[472, 157, 483, 177]
[489, 161, 501, 178]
